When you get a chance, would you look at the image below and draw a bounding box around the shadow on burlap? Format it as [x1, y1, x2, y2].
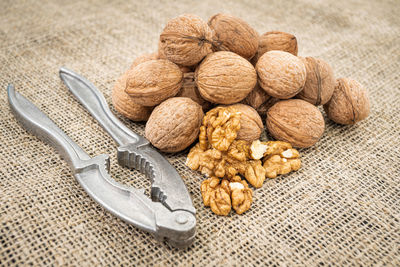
[0, 0, 399, 265]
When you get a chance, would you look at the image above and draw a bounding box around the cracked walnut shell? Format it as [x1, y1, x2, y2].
[111, 72, 153, 121]
[324, 78, 370, 125]
[256, 51, 306, 99]
[125, 59, 183, 106]
[195, 51, 257, 104]
[145, 97, 203, 152]
[227, 104, 263, 142]
[296, 57, 335, 106]
[159, 14, 213, 66]
[208, 13, 259, 60]
[267, 99, 325, 148]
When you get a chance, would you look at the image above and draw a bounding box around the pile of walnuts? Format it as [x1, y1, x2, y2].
[111, 13, 371, 215]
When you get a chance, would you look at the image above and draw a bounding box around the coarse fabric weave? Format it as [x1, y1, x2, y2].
[1, 0, 399, 266]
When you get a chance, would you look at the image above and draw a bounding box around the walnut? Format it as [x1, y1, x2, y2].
[296, 57, 335, 105]
[226, 104, 263, 142]
[230, 179, 253, 214]
[241, 83, 271, 110]
[145, 97, 203, 152]
[208, 13, 259, 60]
[263, 149, 301, 178]
[199, 106, 241, 151]
[324, 78, 370, 125]
[176, 72, 212, 111]
[130, 52, 158, 69]
[125, 59, 183, 106]
[201, 177, 231, 216]
[244, 160, 266, 188]
[267, 99, 325, 148]
[256, 51, 306, 99]
[111, 72, 153, 121]
[201, 177, 253, 215]
[195, 51, 257, 104]
[251, 31, 298, 65]
[256, 97, 280, 121]
[159, 14, 213, 66]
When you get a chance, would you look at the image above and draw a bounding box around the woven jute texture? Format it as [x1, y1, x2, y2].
[1, 0, 399, 266]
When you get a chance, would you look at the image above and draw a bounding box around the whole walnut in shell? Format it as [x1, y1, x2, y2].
[252, 31, 298, 65]
[324, 78, 370, 125]
[267, 99, 325, 148]
[256, 97, 280, 120]
[176, 72, 212, 111]
[145, 97, 204, 152]
[241, 83, 271, 110]
[296, 57, 335, 105]
[208, 13, 259, 60]
[130, 52, 158, 69]
[195, 51, 257, 104]
[227, 104, 263, 142]
[159, 14, 213, 66]
[125, 59, 183, 106]
[256, 51, 306, 99]
[111, 72, 153, 121]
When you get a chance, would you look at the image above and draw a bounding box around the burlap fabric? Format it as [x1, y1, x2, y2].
[1, 0, 399, 265]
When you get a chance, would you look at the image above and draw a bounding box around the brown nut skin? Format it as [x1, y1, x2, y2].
[111, 72, 153, 121]
[195, 51, 257, 104]
[130, 52, 159, 69]
[159, 14, 213, 66]
[208, 13, 259, 60]
[267, 99, 325, 148]
[251, 31, 298, 65]
[145, 97, 204, 152]
[125, 59, 183, 106]
[323, 78, 370, 125]
[176, 72, 213, 111]
[296, 57, 335, 106]
[227, 104, 263, 142]
[256, 51, 306, 99]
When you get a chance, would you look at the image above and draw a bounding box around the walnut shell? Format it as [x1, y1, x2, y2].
[267, 99, 325, 148]
[228, 104, 263, 142]
[125, 59, 183, 106]
[256, 97, 280, 120]
[130, 52, 158, 69]
[145, 97, 204, 152]
[323, 78, 370, 125]
[241, 82, 271, 109]
[296, 57, 335, 105]
[256, 51, 306, 99]
[176, 72, 212, 111]
[252, 31, 298, 65]
[195, 51, 257, 104]
[111, 72, 153, 121]
[159, 14, 213, 66]
[208, 13, 258, 60]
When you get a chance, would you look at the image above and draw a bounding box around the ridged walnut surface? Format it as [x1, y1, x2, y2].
[252, 31, 298, 64]
[256, 50, 306, 99]
[297, 57, 335, 105]
[227, 103, 263, 142]
[267, 99, 325, 148]
[111, 72, 153, 121]
[159, 14, 213, 66]
[208, 13, 259, 60]
[195, 51, 257, 104]
[145, 97, 204, 152]
[129, 52, 158, 69]
[241, 82, 271, 109]
[176, 72, 212, 111]
[125, 59, 183, 106]
[324, 78, 370, 125]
